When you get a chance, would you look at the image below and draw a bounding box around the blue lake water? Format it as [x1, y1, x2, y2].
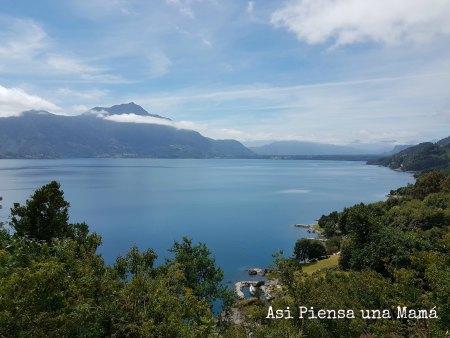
[0, 159, 413, 283]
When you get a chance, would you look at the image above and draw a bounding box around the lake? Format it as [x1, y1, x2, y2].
[0, 159, 413, 283]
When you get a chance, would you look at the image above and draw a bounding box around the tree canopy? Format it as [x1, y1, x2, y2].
[294, 238, 326, 262]
[0, 181, 230, 337]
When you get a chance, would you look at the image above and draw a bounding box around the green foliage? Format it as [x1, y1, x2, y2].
[241, 171, 450, 336]
[368, 138, 450, 172]
[318, 211, 340, 237]
[324, 235, 341, 254]
[294, 238, 326, 261]
[10, 181, 89, 242]
[250, 267, 446, 337]
[114, 245, 157, 279]
[411, 170, 447, 199]
[0, 182, 228, 337]
[339, 203, 381, 243]
[2, 168, 450, 337]
[168, 237, 226, 306]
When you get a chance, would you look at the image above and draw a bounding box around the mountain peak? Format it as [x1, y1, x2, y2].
[91, 102, 149, 116]
[89, 103, 171, 120]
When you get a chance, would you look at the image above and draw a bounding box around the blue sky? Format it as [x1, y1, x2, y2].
[0, 0, 449, 145]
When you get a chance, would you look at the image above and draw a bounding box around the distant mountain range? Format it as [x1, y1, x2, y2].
[1, 102, 438, 161]
[250, 140, 410, 156]
[367, 136, 450, 172]
[0, 103, 254, 159]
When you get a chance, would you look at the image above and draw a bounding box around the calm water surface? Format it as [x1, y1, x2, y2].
[0, 159, 413, 282]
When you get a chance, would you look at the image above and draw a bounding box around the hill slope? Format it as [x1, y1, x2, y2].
[0, 105, 254, 159]
[367, 136, 450, 172]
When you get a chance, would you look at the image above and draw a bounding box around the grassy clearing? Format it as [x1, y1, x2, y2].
[301, 254, 340, 275]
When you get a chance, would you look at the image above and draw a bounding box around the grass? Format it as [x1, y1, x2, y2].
[301, 254, 340, 275]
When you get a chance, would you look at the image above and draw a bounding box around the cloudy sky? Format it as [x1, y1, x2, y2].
[1, 0, 449, 145]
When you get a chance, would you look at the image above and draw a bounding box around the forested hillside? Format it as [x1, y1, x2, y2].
[368, 136, 450, 172]
[235, 170, 449, 337]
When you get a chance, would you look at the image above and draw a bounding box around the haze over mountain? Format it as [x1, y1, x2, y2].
[0, 103, 254, 159]
[250, 140, 408, 156]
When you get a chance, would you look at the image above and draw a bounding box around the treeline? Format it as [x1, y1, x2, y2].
[237, 171, 449, 337]
[0, 182, 232, 337]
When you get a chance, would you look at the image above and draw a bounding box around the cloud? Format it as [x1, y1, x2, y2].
[246, 1, 255, 15]
[45, 55, 128, 83]
[101, 113, 268, 140]
[271, 0, 450, 46]
[147, 53, 172, 77]
[132, 67, 450, 143]
[0, 15, 127, 83]
[70, 104, 91, 114]
[46, 55, 100, 75]
[102, 113, 206, 130]
[0, 17, 47, 61]
[165, 0, 196, 18]
[67, 0, 135, 19]
[0, 84, 60, 117]
[136, 73, 444, 105]
[56, 88, 108, 101]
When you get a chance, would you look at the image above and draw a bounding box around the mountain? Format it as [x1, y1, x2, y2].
[0, 105, 254, 159]
[367, 136, 450, 172]
[88, 102, 171, 120]
[437, 136, 450, 146]
[250, 140, 372, 156]
[383, 144, 413, 155]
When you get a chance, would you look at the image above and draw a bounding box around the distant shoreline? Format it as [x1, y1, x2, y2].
[0, 154, 380, 161]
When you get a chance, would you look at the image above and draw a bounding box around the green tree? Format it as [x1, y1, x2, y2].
[167, 237, 231, 308]
[339, 203, 381, 244]
[318, 211, 340, 237]
[0, 182, 225, 337]
[412, 170, 446, 199]
[10, 181, 87, 242]
[294, 238, 326, 261]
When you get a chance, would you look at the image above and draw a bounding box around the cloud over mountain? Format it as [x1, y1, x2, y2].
[0, 85, 59, 116]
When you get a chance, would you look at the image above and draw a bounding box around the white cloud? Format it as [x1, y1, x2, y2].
[101, 113, 268, 140]
[132, 67, 450, 143]
[102, 113, 205, 130]
[166, 0, 196, 18]
[103, 113, 173, 125]
[70, 104, 91, 114]
[46, 55, 100, 75]
[0, 84, 60, 117]
[271, 0, 450, 46]
[45, 55, 127, 83]
[0, 15, 127, 83]
[56, 88, 108, 101]
[246, 1, 255, 15]
[147, 53, 172, 77]
[0, 17, 47, 61]
[68, 0, 134, 19]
